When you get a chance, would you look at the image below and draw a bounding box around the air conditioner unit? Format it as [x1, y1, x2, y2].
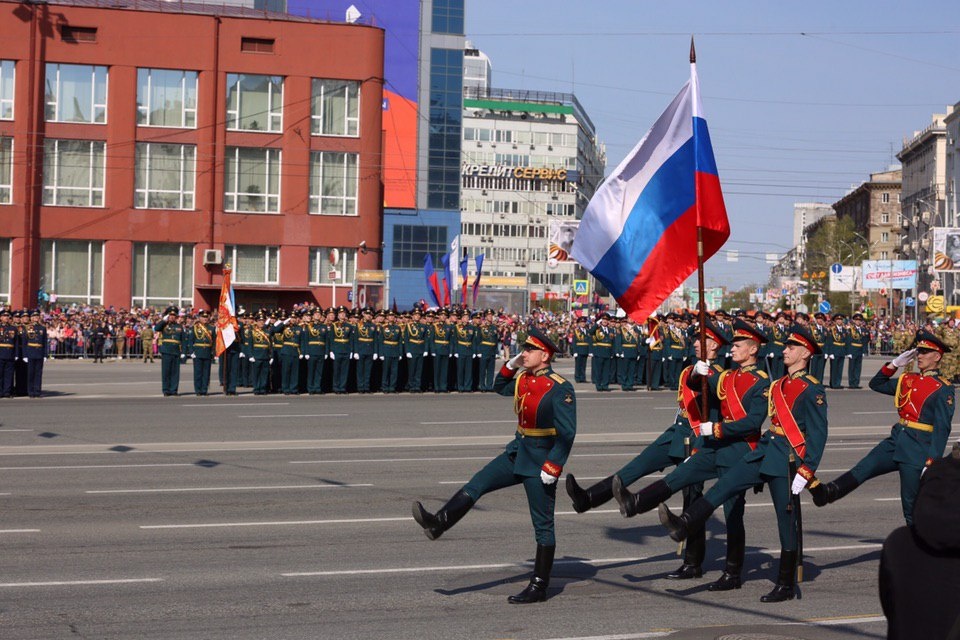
[203, 249, 223, 266]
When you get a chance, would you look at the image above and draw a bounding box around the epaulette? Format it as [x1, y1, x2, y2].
[550, 373, 568, 384]
[804, 374, 820, 385]
[755, 370, 768, 379]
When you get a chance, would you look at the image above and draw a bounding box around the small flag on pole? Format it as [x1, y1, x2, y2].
[215, 265, 238, 357]
[423, 254, 442, 307]
[472, 254, 484, 307]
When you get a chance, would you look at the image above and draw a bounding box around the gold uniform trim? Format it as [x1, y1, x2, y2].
[899, 418, 934, 433]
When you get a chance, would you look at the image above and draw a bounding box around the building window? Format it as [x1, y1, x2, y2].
[135, 143, 196, 210]
[42, 139, 106, 207]
[60, 26, 97, 43]
[45, 63, 107, 124]
[309, 152, 358, 215]
[40, 239, 103, 304]
[224, 147, 281, 213]
[881, 232, 889, 242]
[131, 243, 194, 308]
[881, 192, 890, 204]
[240, 37, 275, 53]
[0, 239, 8, 302]
[0, 137, 11, 204]
[427, 48, 463, 209]
[431, 0, 464, 34]
[228, 245, 279, 284]
[226, 73, 283, 132]
[881, 212, 890, 224]
[0, 60, 13, 120]
[392, 224, 448, 269]
[311, 79, 359, 137]
[309, 247, 356, 285]
[880, 251, 889, 260]
[137, 68, 198, 128]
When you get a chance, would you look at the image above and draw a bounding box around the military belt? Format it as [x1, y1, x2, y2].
[383, 341, 399, 345]
[435, 340, 449, 344]
[408, 339, 425, 344]
[308, 341, 322, 345]
[832, 342, 845, 346]
[851, 343, 862, 347]
[457, 341, 472, 346]
[594, 342, 611, 347]
[899, 418, 934, 433]
[575, 342, 588, 346]
[481, 341, 496, 346]
[0, 345, 11, 348]
[28, 343, 43, 348]
[162, 339, 181, 344]
[283, 342, 300, 347]
[334, 339, 350, 343]
[193, 342, 211, 347]
[359, 338, 373, 342]
[517, 426, 557, 437]
[773, 341, 784, 346]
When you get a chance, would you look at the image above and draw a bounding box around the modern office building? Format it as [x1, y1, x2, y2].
[0, 0, 384, 310]
[459, 86, 605, 312]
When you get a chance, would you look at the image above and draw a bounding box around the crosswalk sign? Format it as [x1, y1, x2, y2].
[573, 280, 590, 296]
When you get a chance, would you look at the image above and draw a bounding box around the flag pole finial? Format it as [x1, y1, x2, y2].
[689, 35, 696, 64]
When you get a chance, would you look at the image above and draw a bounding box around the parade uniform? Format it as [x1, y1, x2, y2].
[270, 323, 284, 393]
[453, 321, 476, 392]
[571, 322, 591, 383]
[0, 313, 18, 397]
[660, 326, 827, 603]
[155, 310, 185, 396]
[187, 320, 214, 395]
[615, 324, 639, 390]
[329, 315, 355, 394]
[809, 317, 827, 382]
[646, 318, 664, 390]
[244, 321, 273, 395]
[270, 319, 304, 395]
[663, 322, 686, 390]
[22, 315, 47, 398]
[591, 319, 614, 391]
[811, 331, 955, 525]
[476, 321, 500, 392]
[377, 317, 403, 393]
[413, 327, 576, 604]
[430, 319, 453, 392]
[303, 319, 329, 394]
[824, 317, 849, 389]
[847, 318, 867, 388]
[355, 315, 377, 393]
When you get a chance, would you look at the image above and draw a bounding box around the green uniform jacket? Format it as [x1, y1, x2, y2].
[245, 326, 273, 361]
[186, 323, 215, 359]
[329, 322, 356, 356]
[452, 324, 476, 357]
[154, 320, 185, 356]
[355, 321, 377, 356]
[753, 371, 828, 479]
[494, 364, 577, 477]
[616, 326, 639, 358]
[404, 322, 429, 355]
[376, 324, 404, 358]
[302, 323, 329, 357]
[429, 322, 453, 356]
[476, 325, 499, 356]
[571, 327, 591, 356]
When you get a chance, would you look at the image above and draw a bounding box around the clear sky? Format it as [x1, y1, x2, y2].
[465, 0, 960, 291]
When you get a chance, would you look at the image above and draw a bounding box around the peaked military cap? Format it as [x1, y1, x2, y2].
[786, 325, 821, 354]
[523, 325, 560, 357]
[732, 319, 768, 344]
[700, 319, 729, 346]
[914, 330, 950, 354]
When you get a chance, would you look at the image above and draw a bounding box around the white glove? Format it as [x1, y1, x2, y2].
[827, 353, 835, 360]
[190, 354, 196, 359]
[372, 354, 378, 360]
[540, 470, 558, 485]
[239, 352, 245, 358]
[299, 355, 304, 360]
[474, 353, 480, 358]
[454, 353, 459, 358]
[699, 421, 713, 437]
[22, 357, 28, 362]
[353, 353, 359, 360]
[274, 320, 283, 327]
[766, 352, 774, 359]
[506, 353, 524, 370]
[921, 466, 928, 478]
[249, 357, 255, 362]
[791, 474, 807, 495]
[645, 337, 655, 345]
[694, 360, 710, 376]
[845, 354, 852, 359]
[406, 352, 413, 358]
[180, 354, 186, 360]
[423, 351, 428, 357]
[329, 352, 335, 360]
[304, 354, 310, 360]
[283, 318, 291, 325]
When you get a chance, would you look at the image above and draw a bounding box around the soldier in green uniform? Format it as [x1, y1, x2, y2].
[270, 311, 304, 395]
[764, 312, 789, 380]
[663, 314, 687, 390]
[303, 308, 329, 395]
[591, 312, 615, 391]
[245, 313, 273, 395]
[809, 312, 828, 382]
[476, 310, 500, 392]
[824, 313, 849, 389]
[329, 306, 355, 394]
[187, 309, 215, 396]
[402, 308, 428, 392]
[155, 306, 185, 396]
[571, 315, 591, 383]
[269, 312, 284, 393]
[846, 313, 868, 388]
[660, 326, 827, 602]
[413, 327, 576, 603]
[355, 307, 377, 393]
[615, 316, 639, 390]
[377, 310, 403, 393]
[453, 311, 476, 392]
[810, 330, 955, 525]
[430, 309, 453, 393]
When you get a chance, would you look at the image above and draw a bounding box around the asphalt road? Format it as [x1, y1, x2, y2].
[0, 356, 942, 640]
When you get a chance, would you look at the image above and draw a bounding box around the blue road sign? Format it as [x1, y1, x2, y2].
[756, 287, 763, 295]
[819, 300, 832, 314]
[905, 297, 915, 307]
[831, 263, 843, 274]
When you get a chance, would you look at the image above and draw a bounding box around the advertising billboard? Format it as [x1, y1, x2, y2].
[548, 220, 579, 262]
[829, 266, 861, 292]
[932, 227, 960, 272]
[861, 260, 918, 290]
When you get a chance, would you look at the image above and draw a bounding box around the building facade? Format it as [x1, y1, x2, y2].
[459, 86, 605, 312]
[0, 0, 384, 311]
[832, 168, 902, 263]
[792, 202, 833, 252]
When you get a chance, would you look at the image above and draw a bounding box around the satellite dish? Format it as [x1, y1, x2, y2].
[329, 248, 340, 266]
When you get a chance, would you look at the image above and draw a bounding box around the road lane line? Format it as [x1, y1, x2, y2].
[87, 483, 372, 494]
[0, 429, 33, 433]
[874, 497, 900, 501]
[0, 578, 163, 588]
[184, 402, 289, 407]
[0, 529, 40, 533]
[0, 463, 197, 471]
[238, 414, 349, 419]
[141, 516, 410, 529]
[420, 420, 515, 425]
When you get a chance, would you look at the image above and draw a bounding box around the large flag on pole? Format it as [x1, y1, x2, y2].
[215, 265, 238, 356]
[423, 254, 442, 307]
[571, 58, 729, 322]
[472, 254, 484, 307]
[459, 257, 469, 306]
[440, 252, 453, 306]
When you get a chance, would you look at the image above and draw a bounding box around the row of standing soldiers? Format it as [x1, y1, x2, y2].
[0, 308, 48, 398]
[152, 305, 505, 397]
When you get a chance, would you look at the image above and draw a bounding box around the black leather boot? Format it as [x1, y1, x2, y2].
[612, 477, 672, 518]
[668, 522, 705, 579]
[508, 544, 555, 604]
[412, 490, 475, 540]
[566, 474, 614, 514]
[659, 498, 714, 542]
[760, 550, 797, 603]
[708, 530, 744, 591]
[809, 472, 860, 507]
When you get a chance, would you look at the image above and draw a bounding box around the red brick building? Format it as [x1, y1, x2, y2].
[0, 0, 384, 311]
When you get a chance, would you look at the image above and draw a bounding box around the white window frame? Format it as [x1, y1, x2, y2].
[0, 136, 11, 204]
[0, 60, 14, 120]
[223, 147, 281, 214]
[311, 79, 359, 137]
[45, 63, 108, 124]
[0, 238, 10, 302]
[309, 247, 356, 285]
[309, 151, 358, 216]
[226, 73, 283, 133]
[131, 243, 194, 308]
[135, 143, 196, 210]
[43, 139, 106, 207]
[136, 68, 198, 128]
[228, 245, 280, 285]
[42, 239, 104, 304]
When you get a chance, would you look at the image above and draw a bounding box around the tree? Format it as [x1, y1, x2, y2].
[802, 216, 868, 315]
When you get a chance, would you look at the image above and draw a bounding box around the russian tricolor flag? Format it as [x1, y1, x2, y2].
[571, 59, 729, 322]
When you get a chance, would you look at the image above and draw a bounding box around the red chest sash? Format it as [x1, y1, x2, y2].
[770, 375, 808, 459]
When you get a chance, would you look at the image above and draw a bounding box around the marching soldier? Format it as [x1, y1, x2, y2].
[810, 330, 955, 525]
[329, 306, 355, 394]
[847, 313, 868, 388]
[413, 327, 576, 603]
[0, 309, 18, 397]
[571, 316, 591, 383]
[377, 310, 403, 393]
[660, 326, 827, 602]
[244, 312, 273, 395]
[303, 308, 329, 395]
[22, 310, 47, 398]
[155, 307, 186, 396]
[824, 313, 849, 390]
[187, 309, 214, 396]
[355, 308, 377, 393]
[476, 310, 500, 392]
[610, 319, 770, 589]
[765, 312, 789, 380]
[453, 311, 476, 392]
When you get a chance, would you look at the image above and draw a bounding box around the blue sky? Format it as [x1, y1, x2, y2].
[465, 0, 960, 290]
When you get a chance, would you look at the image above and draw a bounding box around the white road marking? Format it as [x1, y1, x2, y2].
[141, 516, 410, 529]
[852, 411, 891, 415]
[420, 420, 515, 425]
[49, 381, 155, 387]
[0, 429, 33, 433]
[0, 578, 163, 587]
[0, 529, 40, 533]
[184, 402, 289, 407]
[874, 497, 901, 501]
[238, 414, 349, 419]
[0, 463, 196, 471]
[291, 455, 495, 465]
[86, 483, 372, 495]
[538, 616, 887, 640]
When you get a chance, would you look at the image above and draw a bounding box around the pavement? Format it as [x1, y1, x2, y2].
[0, 355, 936, 639]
